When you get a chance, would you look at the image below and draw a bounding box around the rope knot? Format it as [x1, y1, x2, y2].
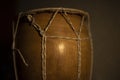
[27, 15, 34, 24]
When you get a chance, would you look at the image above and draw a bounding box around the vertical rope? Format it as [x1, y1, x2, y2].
[12, 50, 18, 80]
[12, 12, 28, 80]
[87, 14, 93, 80]
[77, 15, 85, 80]
[42, 9, 61, 80]
[77, 38, 81, 80]
[12, 20, 18, 80]
[27, 14, 48, 80]
[42, 35, 47, 80]
[61, 9, 82, 80]
[12, 12, 23, 80]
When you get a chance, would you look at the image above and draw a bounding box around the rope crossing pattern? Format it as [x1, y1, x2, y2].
[12, 8, 93, 80]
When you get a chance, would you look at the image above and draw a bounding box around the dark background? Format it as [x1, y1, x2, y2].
[1, 0, 120, 80]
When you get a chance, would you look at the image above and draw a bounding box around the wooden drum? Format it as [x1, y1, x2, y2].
[12, 8, 93, 80]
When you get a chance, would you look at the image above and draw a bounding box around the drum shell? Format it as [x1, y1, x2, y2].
[14, 8, 92, 80]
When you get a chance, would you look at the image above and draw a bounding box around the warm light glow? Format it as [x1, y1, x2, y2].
[58, 43, 65, 54]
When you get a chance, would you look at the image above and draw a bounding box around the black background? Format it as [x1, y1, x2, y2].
[1, 0, 120, 80]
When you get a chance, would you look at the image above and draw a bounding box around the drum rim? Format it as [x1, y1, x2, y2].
[21, 7, 89, 16]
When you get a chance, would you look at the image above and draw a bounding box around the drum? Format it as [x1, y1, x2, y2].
[12, 8, 93, 80]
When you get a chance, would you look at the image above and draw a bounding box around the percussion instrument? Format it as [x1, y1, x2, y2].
[12, 8, 93, 80]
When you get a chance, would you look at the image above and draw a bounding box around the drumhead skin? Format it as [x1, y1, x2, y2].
[12, 8, 93, 80]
